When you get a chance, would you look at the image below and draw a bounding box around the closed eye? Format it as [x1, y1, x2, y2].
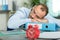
[41, 8, 45, 11]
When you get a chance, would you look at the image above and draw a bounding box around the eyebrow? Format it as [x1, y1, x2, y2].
[41, 7, 45, 10]
[41, 7, 46, 11]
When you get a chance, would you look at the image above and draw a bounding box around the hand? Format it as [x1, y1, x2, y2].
[31, 19, 37, 22]
[29, 8, 38, 19]
[29, 12, 37, 19]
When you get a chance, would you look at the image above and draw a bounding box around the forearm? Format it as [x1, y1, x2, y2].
[29, 17, 48, 23]
[40, 19, 48, 23]
[8, 18, 31, 29]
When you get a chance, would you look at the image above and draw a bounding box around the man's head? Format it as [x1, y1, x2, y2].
[30, 3, 48, 19]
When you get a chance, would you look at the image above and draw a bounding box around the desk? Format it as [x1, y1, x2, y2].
[39, 31, 60, 39]
[0, 30, 60, 40]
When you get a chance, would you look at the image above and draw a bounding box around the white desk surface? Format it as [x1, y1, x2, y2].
[1, 30, 60, 39]
[39, 31, 60, 39]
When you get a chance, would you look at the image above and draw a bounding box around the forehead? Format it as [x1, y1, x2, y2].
[37, 5, 45, 8]
[36, 5, 47, 11]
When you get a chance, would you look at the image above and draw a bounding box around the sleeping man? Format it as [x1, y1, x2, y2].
[8, 3, 48, 30]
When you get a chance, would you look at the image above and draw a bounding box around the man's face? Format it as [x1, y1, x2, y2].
[33, 5, 46, 19]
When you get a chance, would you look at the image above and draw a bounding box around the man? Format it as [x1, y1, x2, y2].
[8, 4, 48, 30]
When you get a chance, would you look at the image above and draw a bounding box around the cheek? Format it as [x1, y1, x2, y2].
[36, 9, 43, 15]
[38, 12, 46, 18]
[35, 9, 41, 15]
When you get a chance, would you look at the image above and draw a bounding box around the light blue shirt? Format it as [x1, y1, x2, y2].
[8, 7, 60, 29]
[8, 7, 31, 29]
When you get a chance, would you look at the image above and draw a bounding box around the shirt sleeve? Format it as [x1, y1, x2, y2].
[45, 14, 60, 27]
[8, 7, 31, 29]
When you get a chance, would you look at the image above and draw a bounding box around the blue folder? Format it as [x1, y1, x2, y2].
[25, 22, 58, 31]
[42, 23, 57, 31]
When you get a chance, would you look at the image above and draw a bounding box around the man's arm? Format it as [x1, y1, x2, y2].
[8, 7, 31, 29]
[29, 12, 48, 23]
